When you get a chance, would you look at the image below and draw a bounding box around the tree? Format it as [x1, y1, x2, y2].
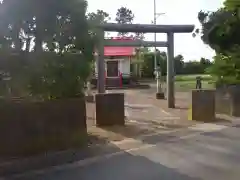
[224, 0, 240, 11]
[0, 0, 93, 55]
[87, 10, 110, 27]
[195, 0, 240, 85]
[206, 53, 240, 86]
[134, 32, 145, 40]
[87, 9, 110, 42]
[174, 54, 184, 74]
[196, 7, 240, 53]
[0, 0, 94, 98]
[115, 7, 134, 36]
[115, 7, 134, 24]
[141, 51, 167, 78]
[199, 57, 211, 71]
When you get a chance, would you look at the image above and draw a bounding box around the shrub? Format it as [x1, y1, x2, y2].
[0, 52, 91, 100]
[28, 53, 91, 100]
[207, 51, 240, 87]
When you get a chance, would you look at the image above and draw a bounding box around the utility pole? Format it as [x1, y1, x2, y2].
[153, 0, 157, 71]
[153, 0, 165, 99]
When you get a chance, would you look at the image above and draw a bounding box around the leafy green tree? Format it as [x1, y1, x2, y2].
[115, 7, 134, 24]
[87, 9, 110, 43]
[88, 10, 110, 25]
[174, 54, 184, 74]
[0, 0, 94, 98]
[115, 7, 134, 36]
[206, 52, 240, 86]
[196, 4, 240, 54]
[141, 51, 167, 78]
[194, 0, 240, 85]
[199, 57, 212, 71]
[224, 0, 240, 11]
[0, 0, 92, 55]
[140, 51, 211, 78]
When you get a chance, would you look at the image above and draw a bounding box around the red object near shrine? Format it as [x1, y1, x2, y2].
[119, 71, 123, 87]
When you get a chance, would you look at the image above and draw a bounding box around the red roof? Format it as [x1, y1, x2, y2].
[104, 37, 135, 56]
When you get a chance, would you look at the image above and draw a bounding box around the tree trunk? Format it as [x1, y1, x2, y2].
[25, 37, 31, 52]
[34, 34, 43, 53]
[34, 18, 43, 53]
[13, 21, 22, 52]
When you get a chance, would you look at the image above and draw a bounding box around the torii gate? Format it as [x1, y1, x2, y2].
[96, 23, 194, 108]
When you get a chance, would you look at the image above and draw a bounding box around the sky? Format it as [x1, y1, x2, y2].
[87, 0, 224, 61]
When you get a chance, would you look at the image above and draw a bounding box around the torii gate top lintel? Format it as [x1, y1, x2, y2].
[98, 23, 195, 33]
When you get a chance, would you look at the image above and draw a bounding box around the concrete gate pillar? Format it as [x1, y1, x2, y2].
[95, 93, 125, 126]
[189, 89, 215, 122]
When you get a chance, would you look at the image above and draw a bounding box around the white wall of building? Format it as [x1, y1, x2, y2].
[119, 58, 130, 77]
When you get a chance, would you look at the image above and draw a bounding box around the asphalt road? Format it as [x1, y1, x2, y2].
[7, 123, 240, 180]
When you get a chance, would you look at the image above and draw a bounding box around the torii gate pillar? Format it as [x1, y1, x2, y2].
[167, 32, 175, 108]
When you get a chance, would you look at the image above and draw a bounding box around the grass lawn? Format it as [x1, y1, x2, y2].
[175, 80, 214, 91]
[140, 74, 215, 91]
[174, 74, 215, 91]
[151, 74, 215, 92]
[174, 74, 213, 82]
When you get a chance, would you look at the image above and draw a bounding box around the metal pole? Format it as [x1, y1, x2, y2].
[97, 29, 106, 93]
[153, 0, 157, 72]
[167, 32, 175, 108]
[154, 0, 162, 98]
[153, 1, 165, 98]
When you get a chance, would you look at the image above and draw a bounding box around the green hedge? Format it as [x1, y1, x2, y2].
[0, 52, 91, 99]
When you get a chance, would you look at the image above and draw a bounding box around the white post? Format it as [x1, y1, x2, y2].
[153, 0, 165, 98]
[153, 0, 157, 72]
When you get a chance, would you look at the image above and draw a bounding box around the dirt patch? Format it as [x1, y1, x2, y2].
[86, 91, 198, 144]
[125, 90, 197, 127]
[87, 120, 171, 143]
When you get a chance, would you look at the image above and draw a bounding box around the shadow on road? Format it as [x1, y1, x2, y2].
[0, 134, 121, 177]
[17, 151, 202, 180]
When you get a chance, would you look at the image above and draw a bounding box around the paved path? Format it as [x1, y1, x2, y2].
[123, 89, 196, 129]
[87, 88, 195, 140]
[5, 122, 240, 180]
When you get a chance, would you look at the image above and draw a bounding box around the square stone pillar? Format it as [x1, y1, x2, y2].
[216, 85, 240, 117]
[189, 90, 215, 122]
[228, 85, 240, 117]
[95, 93, 125, 126]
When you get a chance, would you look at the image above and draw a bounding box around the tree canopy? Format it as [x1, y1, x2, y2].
[197, 2, 240, 54]
[196, 0, 240, 85]
[0, 0, 93, 57]
[0, 0, 95, 98]
[115, 7, 135, 37]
